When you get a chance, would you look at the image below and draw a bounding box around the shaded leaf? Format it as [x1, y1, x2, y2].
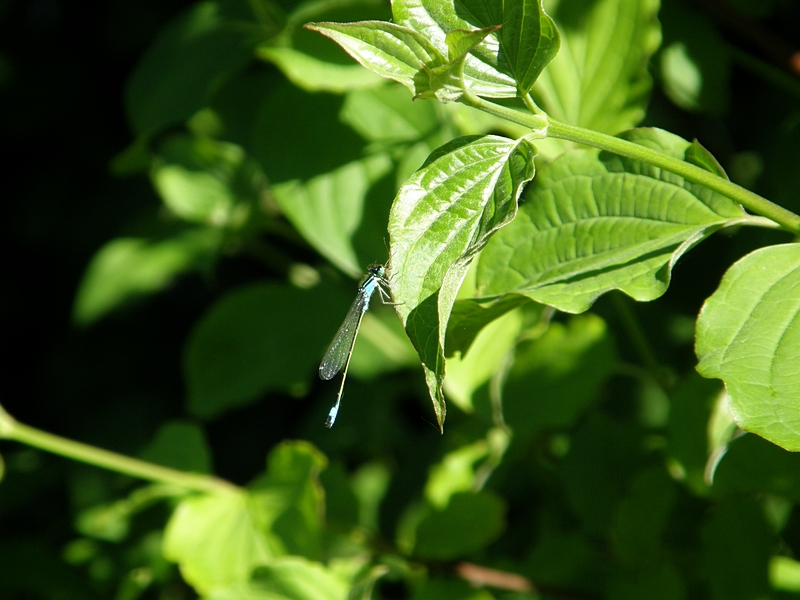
[502, 313, 616, 437]
[701, 497, 773, 600]
[413, 492, 505, 559]
[139, 421, 212, 474]
[125, 2, 256, 137]
[696, 243, 800, 451]
[152, 134, 267, 228]
[184, 282, 348, 419]
[712, 433, 800, 501]
[72, 230, 220, 325]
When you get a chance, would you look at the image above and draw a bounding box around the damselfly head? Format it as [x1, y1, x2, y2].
[367, 263, 386, 278]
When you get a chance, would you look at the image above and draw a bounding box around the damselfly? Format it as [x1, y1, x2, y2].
[319, 264, 392, 428]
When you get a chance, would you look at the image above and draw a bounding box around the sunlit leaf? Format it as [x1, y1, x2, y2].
[163, 491, 280, 593]
[696, 244, 800, 451]
[389, 134, 537, 429]
[534, 0, 661, 134]
[205, 557, 349, 600]
[304, 21, 448, 96]
[477, 128, 746, 313]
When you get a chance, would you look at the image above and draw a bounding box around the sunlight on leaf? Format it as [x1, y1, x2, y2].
[696, 243, 800, 451]
[477, 128, 746, 313]
[389, 134, 537, 429]
[534, 0, 661, 134]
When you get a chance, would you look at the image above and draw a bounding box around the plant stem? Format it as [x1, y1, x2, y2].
[0, 404, 238, 494]
[461, 93, 800, 234]
[547, 120, 800, 234]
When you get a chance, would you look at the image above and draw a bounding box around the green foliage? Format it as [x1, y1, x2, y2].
[5, 0, 800, 599]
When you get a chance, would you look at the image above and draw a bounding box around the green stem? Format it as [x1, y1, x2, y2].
[547, 120, 800, 234]
[460, 93, 800, 234]
[0, 404, 238, 494]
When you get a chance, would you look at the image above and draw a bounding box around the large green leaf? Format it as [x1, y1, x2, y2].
[476, 128, 747, 313]
[163, 442, 327, 594]
[534, 0, 661, 134]
[389, 134, 537, 429]
[696, 243, 800, 451]
[163, 491, 280, 593]
[271, 153, 393, 277]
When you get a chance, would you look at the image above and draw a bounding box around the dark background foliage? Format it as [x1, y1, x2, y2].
[2, 0, 800, 598]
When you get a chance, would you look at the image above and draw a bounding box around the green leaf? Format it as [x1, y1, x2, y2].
[163, 442, 327, 594]
[152, 134, 267, 228]
[658, 2, 730, 114]
[413, 491, 505, 559]
[533, 0, 661, 134]
[493, 0, 561, 94]
[477, 128, 746, 313]
[424, 440, 490, 509]
[205, 557, 349, 600]
[139, 421, 212, 474]
[389, 134, 537, 429]
[250, 442, 327, 559]
[502, 313, 617, 437]
[665, 374, 723, 495]
[444, 307, 524, 412]
[390, 0, 518, 98]
[72, 230, 220, 325]
[259, 46, 384, 93]
[696, 243, 800, 451]
[163, 491, 279, 593]
[340, 84, 441, 144]
[125, 2, 256, 137]
[271, 153, 393, 277]
[445, 294, 530, 357]
[304, 21, 448, 96]
[417, 26, 503, 103]
[184, 282, 347, 419]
